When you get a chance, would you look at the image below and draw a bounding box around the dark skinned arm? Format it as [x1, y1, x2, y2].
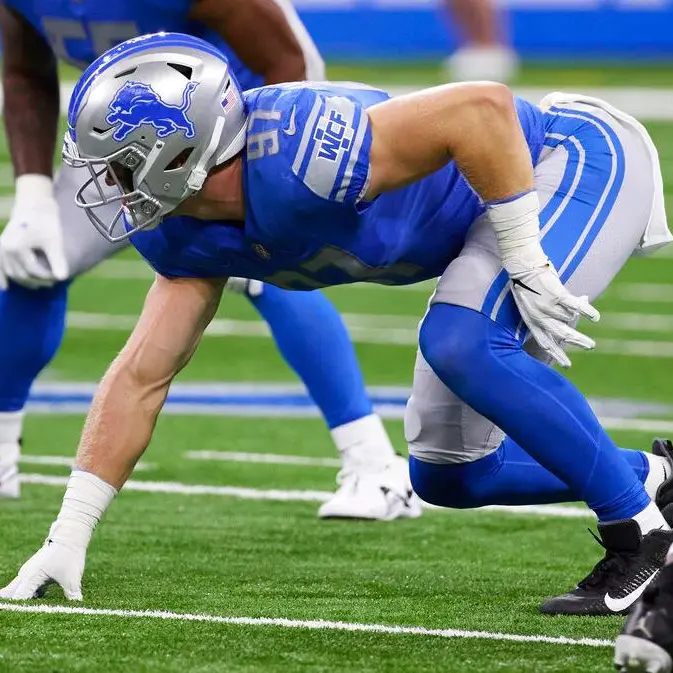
[188, 0, 324, 85]
[0, 3, 59, 177]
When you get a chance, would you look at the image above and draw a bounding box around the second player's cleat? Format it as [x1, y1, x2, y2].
[540, 520, 673, 616]
[318, 455, 423, 521]
[654, 439, 673, 511]
[614, 564, 673, 673]
[0, 442, 20, 499]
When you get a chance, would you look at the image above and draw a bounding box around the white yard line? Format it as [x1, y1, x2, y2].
[0, 602, 611, 648]
[186, 450, 341, 468]
[19, 473, 593, 518]
[598, 339, 673, 358]
[598, 417, 673, 434]
[601, 313, 673, 333]
[19, 455, 154, 471]
[612, 283, 673, 304]
[65, 310, 673, 354]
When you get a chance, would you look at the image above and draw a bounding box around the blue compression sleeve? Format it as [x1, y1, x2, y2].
[247, 284, 372, 429]
[417, 304, 650, 522]
[0, 282, 68, 411]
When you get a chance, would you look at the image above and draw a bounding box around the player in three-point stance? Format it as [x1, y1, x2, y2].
[2, 33, 673, 616]
[0, 0, 420, 521]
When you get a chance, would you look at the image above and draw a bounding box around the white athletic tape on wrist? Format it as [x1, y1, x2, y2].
[14, 174, 55, 205]
[48, 470, 118, 549]
[485, 191, 548, 275]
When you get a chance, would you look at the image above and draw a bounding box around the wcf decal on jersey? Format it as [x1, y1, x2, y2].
[106, 81, 198, 142]
[314, 108, 354, 162]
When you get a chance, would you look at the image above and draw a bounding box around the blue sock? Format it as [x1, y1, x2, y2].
[247, 284, 372, 429]
[0, 281, 68, 412]
[417, 304, 650, 522]
[410, 437, 650, 509]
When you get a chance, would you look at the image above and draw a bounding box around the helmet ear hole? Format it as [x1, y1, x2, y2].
[165, 147, 194, 171]
[167, 63, 193, 80]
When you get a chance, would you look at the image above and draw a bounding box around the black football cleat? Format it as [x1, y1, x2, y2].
[654, 439, 673, 515]
[540, 520, 673, 616]
[614, 563, 673, 673]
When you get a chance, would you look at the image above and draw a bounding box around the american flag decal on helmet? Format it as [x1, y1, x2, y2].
[221, 80, 237, 113]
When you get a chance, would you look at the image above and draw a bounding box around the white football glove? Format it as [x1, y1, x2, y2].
[0, 174, 69, 290]
[0, 538, 85, 601]
[225, 277, 264, 297]
[510, 263, 600, 368]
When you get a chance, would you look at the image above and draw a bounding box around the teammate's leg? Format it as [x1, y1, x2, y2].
[408, 101, 673, 614]
[235, 279, 422, 521]
[0, 165, 127, 497]
[443, 0, 519, 82]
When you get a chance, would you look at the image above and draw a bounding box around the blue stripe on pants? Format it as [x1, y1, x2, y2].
[481, 107, 625, 339]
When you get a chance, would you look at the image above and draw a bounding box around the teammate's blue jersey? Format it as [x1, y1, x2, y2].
[130, 82, 547, 289]
[3, 0, 263, 89]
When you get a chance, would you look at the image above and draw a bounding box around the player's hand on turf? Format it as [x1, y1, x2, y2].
[0, 185, 68, 290]
[509, 262, 600, 368]
[0, 539, 85, 601]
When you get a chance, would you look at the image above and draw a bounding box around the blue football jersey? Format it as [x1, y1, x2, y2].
[3, 0, 263, 89]
[130, 82, 547, 289]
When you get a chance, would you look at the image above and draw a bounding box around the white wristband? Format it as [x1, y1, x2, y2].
[485, 191, 548, 275]
[15, 174, 55, 204]
[48, 470, 118, 550]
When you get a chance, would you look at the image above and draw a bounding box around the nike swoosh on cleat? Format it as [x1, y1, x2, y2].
[283, 106, 297, 136]
[604, 572, 660, 613]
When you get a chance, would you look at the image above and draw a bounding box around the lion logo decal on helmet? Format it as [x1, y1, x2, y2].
[106, 81, 199, 142]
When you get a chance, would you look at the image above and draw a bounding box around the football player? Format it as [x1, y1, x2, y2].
[2, 33, 672, 610]
[443, 0, 519, 83]
[0, 0, 421, 521]
[615, 555, 673, 673]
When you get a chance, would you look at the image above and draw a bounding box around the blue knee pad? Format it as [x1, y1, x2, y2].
[0, 281, 69, 411]
[417, 304, 650, 521]
[247, 284, 372, 429]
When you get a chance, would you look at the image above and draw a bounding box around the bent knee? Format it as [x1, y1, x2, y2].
[409, 456, 493, 509]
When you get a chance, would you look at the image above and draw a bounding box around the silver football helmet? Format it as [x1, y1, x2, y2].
[63, 32, 247, 242]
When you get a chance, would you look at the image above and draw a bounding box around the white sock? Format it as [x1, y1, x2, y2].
[330, 414, 397, 470]
[0, 410, 23, 464]
[644, 452, 670, 499]
[633, 501, 670, 536]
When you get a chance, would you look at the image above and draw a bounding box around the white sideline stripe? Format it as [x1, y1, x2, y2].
[65, 310, 673, 355]
[19, 455, 154, 471]
[8, 82, 673, 121]
[19, 473, 593, 518]
[186, 450, 341, 468]
[0, 602, 611, 648]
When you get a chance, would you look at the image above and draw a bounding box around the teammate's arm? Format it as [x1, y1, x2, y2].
[0, 3, 68, 288]
[0, 3, 59, 177]
[366, 82, 599, 367]
[0, 274, 226, 601]
[189, 0, 320, 85]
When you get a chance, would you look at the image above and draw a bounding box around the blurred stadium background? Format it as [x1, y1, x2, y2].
[2, 1, 673, 671]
